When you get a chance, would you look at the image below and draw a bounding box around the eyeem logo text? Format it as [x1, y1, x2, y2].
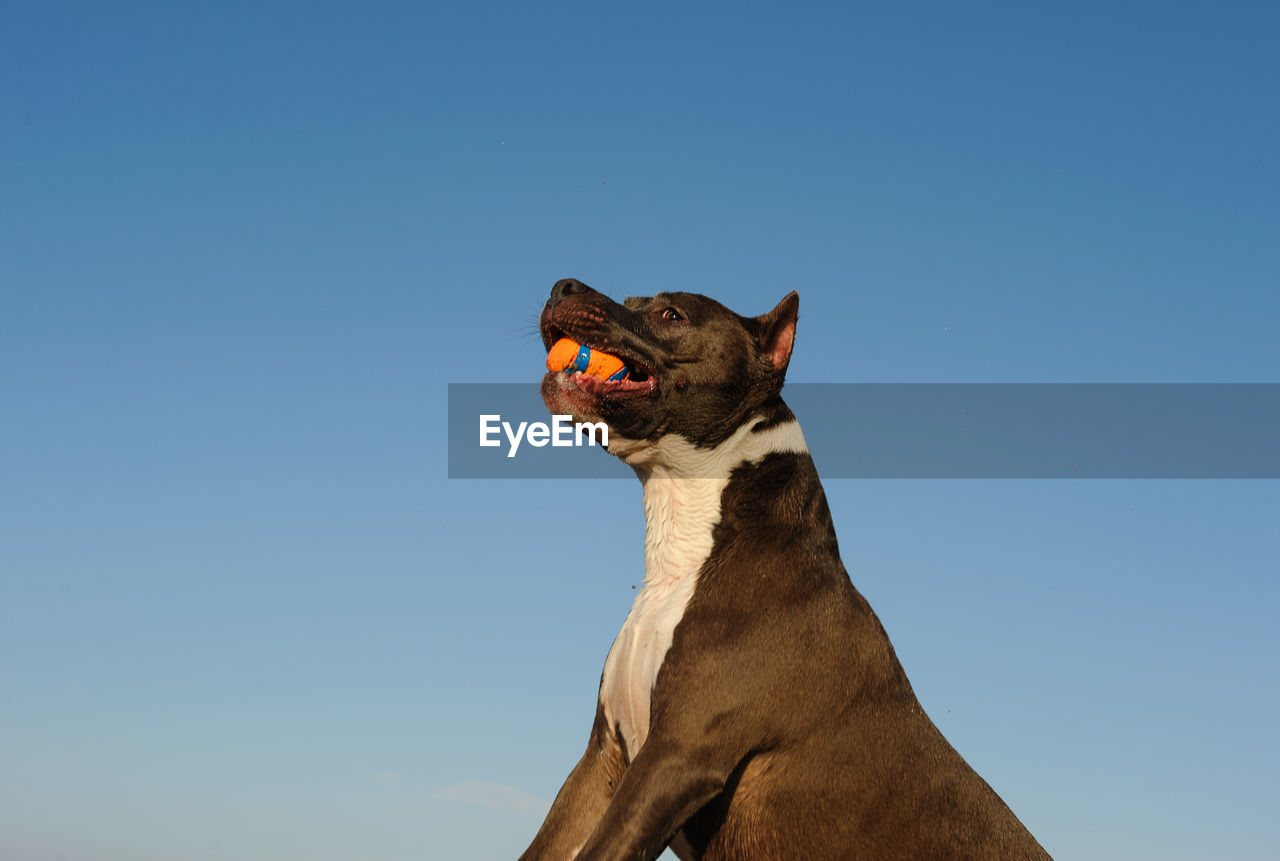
[479, 414, 609, 458]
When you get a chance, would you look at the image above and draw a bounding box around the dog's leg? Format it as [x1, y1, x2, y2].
[520, 706, 627, 861]
[572, 729, 742, 861]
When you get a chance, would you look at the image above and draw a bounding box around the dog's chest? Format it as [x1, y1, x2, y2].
[599, 474, 724, 760]
[598, 420, 808, 760]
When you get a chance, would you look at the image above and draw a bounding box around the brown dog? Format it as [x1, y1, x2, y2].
[522, 278, 1051, 860]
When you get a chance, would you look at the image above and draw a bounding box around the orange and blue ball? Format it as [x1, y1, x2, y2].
[546, 337, 631, 381]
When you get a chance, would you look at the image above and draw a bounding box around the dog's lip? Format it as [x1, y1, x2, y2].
[547, 368, 657, 398]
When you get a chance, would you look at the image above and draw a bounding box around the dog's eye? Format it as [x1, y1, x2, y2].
[660, 307, 685, 322]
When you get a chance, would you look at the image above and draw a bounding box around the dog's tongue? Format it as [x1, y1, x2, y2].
[546, 337, 630, 381]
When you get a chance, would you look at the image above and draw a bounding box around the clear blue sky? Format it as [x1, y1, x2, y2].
[2, 2, 1277, 859]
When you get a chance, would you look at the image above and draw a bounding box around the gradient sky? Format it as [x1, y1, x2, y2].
[2, 2, 1278, 860]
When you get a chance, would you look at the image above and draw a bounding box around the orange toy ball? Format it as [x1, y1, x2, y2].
[546, 337, 629, 381]
[546, 337, 582, 373]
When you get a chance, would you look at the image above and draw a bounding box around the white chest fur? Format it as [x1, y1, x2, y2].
[599, 419, 808, 759]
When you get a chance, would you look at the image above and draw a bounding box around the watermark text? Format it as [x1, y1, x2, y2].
[479, 414, 609, 458]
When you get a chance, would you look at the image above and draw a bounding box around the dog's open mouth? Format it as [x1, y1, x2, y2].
[542, 324, 657, 400]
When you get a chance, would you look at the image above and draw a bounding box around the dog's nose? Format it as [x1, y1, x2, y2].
[550, 278, 596, 305]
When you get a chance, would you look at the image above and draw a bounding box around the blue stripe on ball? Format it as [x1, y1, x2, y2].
[572, 343, 591, 373]
[607, 366, 629, 381]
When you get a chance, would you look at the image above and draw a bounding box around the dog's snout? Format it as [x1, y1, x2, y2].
[550, 278, 595, 305]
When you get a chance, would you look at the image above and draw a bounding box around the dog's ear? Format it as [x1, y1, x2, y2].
[756, 291, 799, 371]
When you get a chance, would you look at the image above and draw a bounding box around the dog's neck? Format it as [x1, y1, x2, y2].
[614, 416, 810, 587]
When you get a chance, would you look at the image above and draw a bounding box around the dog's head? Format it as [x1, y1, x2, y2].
[539, 278, 798, 448]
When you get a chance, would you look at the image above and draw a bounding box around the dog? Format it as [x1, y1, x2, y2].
[522, 278, 1051, 860]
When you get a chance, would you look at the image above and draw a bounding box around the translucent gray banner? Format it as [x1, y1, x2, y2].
[447, 384, 1280, 478]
